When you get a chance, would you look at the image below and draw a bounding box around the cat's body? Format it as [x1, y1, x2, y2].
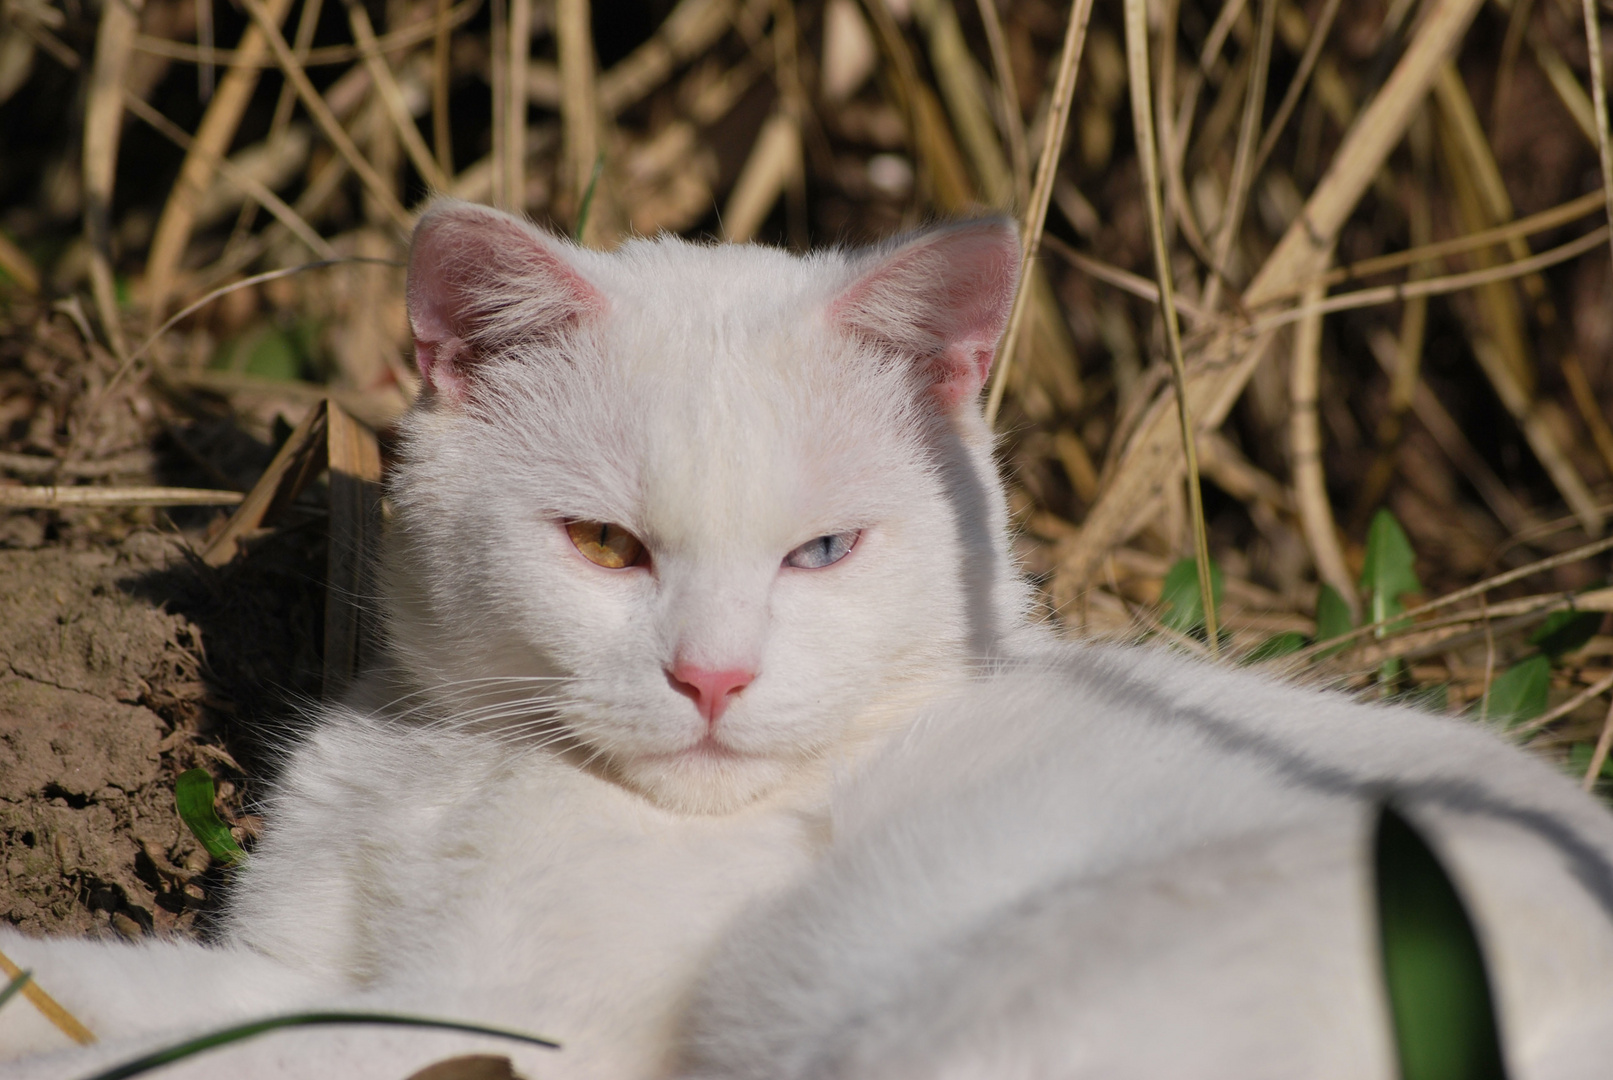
[3, 202, 1613, 1079]
[682, 644, 1613, 1079]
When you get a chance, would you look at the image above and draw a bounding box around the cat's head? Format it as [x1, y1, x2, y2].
[385, 199, 1027, 814]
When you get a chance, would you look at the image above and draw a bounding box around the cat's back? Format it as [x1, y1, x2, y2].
[679, 642, 1613, 1079]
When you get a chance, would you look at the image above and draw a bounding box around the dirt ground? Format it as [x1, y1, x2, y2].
[0, 522, 324, 940]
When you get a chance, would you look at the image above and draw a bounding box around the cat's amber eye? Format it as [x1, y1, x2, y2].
[784, 531, 859, 569]
[566, 520, 647, 569]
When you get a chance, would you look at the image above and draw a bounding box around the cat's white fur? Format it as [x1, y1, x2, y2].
[3, 201, 1613, 1079]
[678, 647, 1613, 1079]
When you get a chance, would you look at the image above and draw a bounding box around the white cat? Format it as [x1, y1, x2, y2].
[3, 200, 1612, 1080]
[0, 200, 1032, 1078]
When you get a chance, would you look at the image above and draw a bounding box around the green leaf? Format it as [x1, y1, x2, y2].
[1476, 655, 1551, 727]
[1160, 556, 1223, 636]
[1529, 609, 1603, 661]
[1361, 509, 1421, 633]
[81, 1011, 559, 1080]
[1314, 584, 1355, 658]
[1374, 804, 1506, 1080]
[213, 323, 316, 382]
[1567, 743, 1613, 782]
[175, 768, 246, 867]
[1246, 631, 1306, 663]
[1315, 583, 1355, 641]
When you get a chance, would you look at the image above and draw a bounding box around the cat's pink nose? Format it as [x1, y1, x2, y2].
[667, 662, 755, 726]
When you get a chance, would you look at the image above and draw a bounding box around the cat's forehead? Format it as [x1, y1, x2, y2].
[575, 237, 847, 355]
[475, 239, 930, 546]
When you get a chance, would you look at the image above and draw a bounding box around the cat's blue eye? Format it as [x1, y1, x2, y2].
[784, 531, 859, 570]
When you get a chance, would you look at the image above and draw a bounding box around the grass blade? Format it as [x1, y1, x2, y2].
[981, 0, 1094, 424]
[79, 1012, 560, 1080]
[1121, 0, 1217, 656]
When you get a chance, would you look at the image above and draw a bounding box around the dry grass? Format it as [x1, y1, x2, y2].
[2, 0, 1613, 790]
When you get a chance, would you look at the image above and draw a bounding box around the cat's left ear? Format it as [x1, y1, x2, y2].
[831, 218, 1020, 411]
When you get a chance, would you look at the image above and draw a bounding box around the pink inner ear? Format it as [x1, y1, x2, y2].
[406, 200, 603, 401]
[832, 219, 1020, 409]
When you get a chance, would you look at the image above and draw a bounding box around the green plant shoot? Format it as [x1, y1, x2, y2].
[1161, 556, 1224, 638]
[1479, 656, 1551, 727]
[175, 768, 246, 867]
[1361, 510, 1421, 684]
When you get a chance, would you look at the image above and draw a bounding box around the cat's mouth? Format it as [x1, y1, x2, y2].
[613, 731, 794, 814]
[649, 734, 749, 763]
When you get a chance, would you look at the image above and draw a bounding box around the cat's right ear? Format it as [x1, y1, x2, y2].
[831, 218, 1020, 412]
[406, 200, 603, 402]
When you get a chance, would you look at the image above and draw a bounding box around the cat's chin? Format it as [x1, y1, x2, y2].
[614, 744, 793, 815]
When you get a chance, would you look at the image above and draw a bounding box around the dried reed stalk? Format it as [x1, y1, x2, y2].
[558, 0, 607, 241]
[132, 3, 480, 67]
[506, 0, 532, 212]
[1562, 354, 1613, 479]
[973, 0, 1028, 204]
[722, 111, 801, 242]
[1062, 0, 1483, 589]
[82, 0, 144, 359]
[490, 0, 506, 208]
[1584, 699, 1613, 791]
[1042, 234, 1208, 323]
[915, 0, 1013, 207]
[1252, 226, 1609, 330]
[1250, 0, 1341, 181]
[0, 486, 245, 508]
[1289, 277, 1357, 618]
[123, 93, 336, 261]
[238, 0, 410, 228]
[1288, 534, 1613, 663]
[594, 0, 735, 116]
[202, 399, 329, 567]
[144, 0, 295, 328]
[433, 0, 453, 176]
[270, 0, 325, 133]
[1122, 0, 1216, 652]
[342, 0, 451, 191]
[982, 0, 1094, 424]
[1318, 190, 1605, 289]
[1202, 0, 1275, 314]
[1581, 0, 1613, 272]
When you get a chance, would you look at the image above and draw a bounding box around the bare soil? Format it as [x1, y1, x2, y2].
[0, 524, 325, 940]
